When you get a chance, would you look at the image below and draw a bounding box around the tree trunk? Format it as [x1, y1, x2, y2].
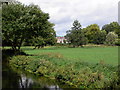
[18, 46, 21, 51]
[12, 45, 17, 51]
[81, 45, 84, 48]
[18, 37, 24, 51]
[73, 45, 75, 48]
[33, 45, 37, 49]
[38, 45, 40, 49]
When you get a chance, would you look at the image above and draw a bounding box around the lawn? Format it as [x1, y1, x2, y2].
[22, 46, 118, 66]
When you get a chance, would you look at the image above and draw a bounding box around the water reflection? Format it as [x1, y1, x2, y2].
[19, 74, 63, 89]
[2, 65, 72, 89]
[19, 74, 33, 88]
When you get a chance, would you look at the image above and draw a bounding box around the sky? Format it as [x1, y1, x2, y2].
[18, 0, 120, 36]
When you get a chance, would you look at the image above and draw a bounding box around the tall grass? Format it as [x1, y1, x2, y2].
[9, 52, 119, 89]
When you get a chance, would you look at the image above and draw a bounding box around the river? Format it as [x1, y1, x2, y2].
[2, 64, 74, 89]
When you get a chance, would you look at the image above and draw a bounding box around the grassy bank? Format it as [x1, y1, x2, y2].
[9, 46, 119, 89]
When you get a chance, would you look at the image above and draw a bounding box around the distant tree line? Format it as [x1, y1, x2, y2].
[65, 20, 120, 47]
[2, 1, 120, 50]
[2, 1, 56, 50]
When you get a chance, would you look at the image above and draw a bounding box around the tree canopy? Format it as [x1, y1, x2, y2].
[66, 20, 88, 47]
[102, 22, 120, 34]
[84, 24, 106, 44]
[105, 32, 118, 45]
[2, 2, 56, 50]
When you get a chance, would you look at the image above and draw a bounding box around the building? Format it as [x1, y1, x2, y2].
[56, 36, 67, 43]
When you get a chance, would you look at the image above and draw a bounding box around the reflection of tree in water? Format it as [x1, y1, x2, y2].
[2, 65, 65, 89]
[19, 74, 62, 89]
[2, 65, 21, 88]
[2, 50, 65, 89]
[19, 74, 34, 88]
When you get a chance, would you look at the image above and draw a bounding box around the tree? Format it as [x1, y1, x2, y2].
[105, 32, 118, 45]
[2, 2, 56, 50]
[63, 39, 66, 44]
[102, 24, 111, 34]
[115, 25, 120, 39]
[23, 28, 56, 47]
[102, 22, 119, 34]
[66, 20, 88, 47]
[33, 36, 45, 49]
[85, 24, 101, 44]
[93, 30, 107, 44]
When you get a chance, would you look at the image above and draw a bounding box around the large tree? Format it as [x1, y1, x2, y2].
[2, 2, 56, 50]
[115, 25, 120, 38]
[84, 24, 105, 44]
[102, 22, 119, 34]
[93, 30, 107, 44]
[66, 20, 88, 47]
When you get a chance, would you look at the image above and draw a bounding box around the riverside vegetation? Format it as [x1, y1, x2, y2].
[8, 46, 119, 89]
[2, 1, 120, 89]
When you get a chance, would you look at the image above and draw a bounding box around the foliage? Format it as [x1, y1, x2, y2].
[115, 39, 120, 46]
[115, 25, 120, 38]
[105, 32, 118, 45]
[102, 22, 120, 34]
[2, 2, 56, 50]
[32, 36, 46, 49]
[65, 20, 119, 46]
[66, 20, 88, 47]
[9, 52, 118, 89]
[84, 24, 106, 44]
[93, 30, 107, 44]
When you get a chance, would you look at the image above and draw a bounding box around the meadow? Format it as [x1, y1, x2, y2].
[7, 46, 119, 88]
[22, 46, 118, 66]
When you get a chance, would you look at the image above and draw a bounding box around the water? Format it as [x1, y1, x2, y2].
[2, 65, 74, 89]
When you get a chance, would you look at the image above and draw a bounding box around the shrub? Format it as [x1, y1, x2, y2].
[105, 32, 118, 45]
[115, 39, 120, 46]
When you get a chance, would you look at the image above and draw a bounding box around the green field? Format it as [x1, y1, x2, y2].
[8, 46, 119, 88]
[22, 46, 118, 66]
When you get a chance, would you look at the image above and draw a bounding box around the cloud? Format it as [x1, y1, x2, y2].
[18, 0, 119, 36]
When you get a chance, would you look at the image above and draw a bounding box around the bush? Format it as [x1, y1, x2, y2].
[115, 39, 120, 46]
[105, 32, 118, 45]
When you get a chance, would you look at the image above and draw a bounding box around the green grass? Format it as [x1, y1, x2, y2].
[7, 46, 119, 88]
[9, 52, 118, 88]
[22, 46, 118, 66]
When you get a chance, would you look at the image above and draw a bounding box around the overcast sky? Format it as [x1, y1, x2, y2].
[18, 0, 119, 36]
